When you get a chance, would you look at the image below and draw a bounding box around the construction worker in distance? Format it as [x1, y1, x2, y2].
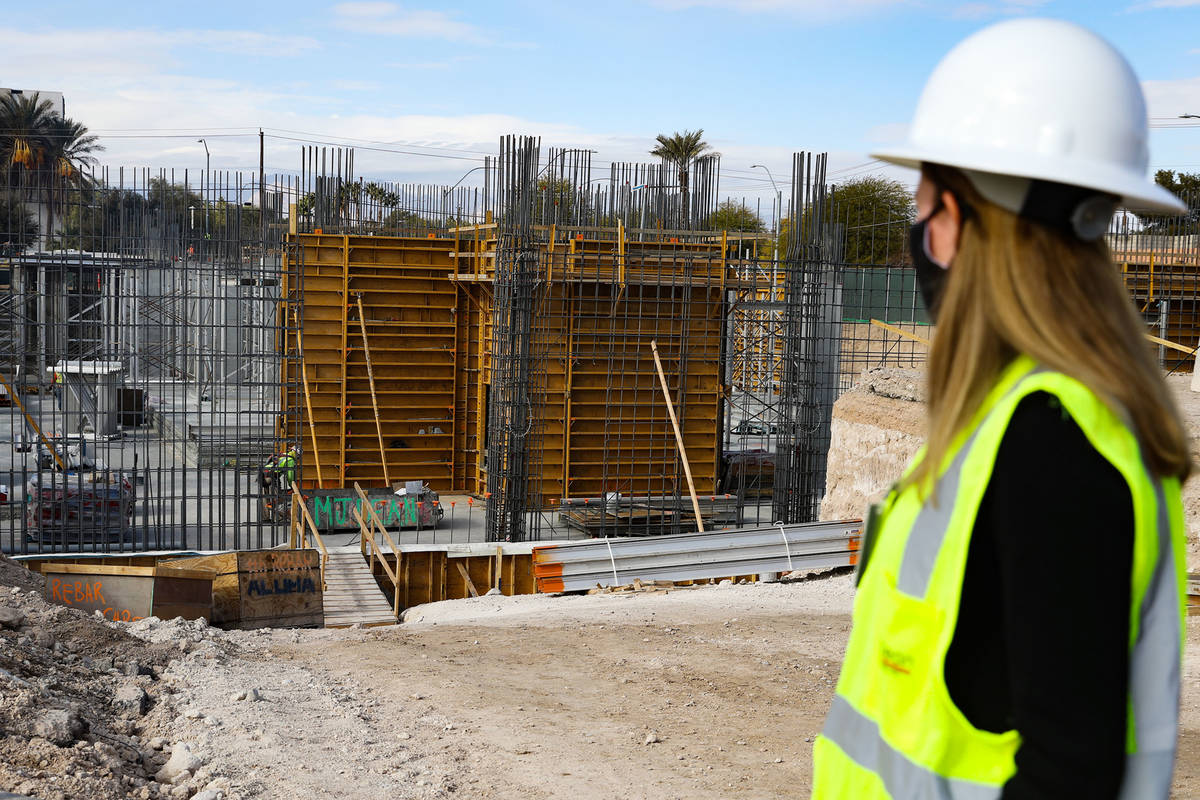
[813, 19, 1189, 800]
[258, 445, 299, 522]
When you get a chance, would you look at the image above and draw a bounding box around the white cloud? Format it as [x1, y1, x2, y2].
[1130, 0, 1200, 7]
[0, 28, 318, 71]
[1142, 75, 1200, 117]
[951, 0, 1050, 18]
[331, 2, 491, 43]
[865, 122, 909, 144]
[0, 21, 906, 202]
[650, 0, 907, 16]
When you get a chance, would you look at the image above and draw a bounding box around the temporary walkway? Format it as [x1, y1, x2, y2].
[321, 548, 398, 628]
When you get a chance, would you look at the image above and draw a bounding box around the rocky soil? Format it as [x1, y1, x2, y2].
[1, 536, 1197, 799]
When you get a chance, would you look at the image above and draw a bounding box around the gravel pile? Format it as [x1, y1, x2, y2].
[0, 553, 238, 800]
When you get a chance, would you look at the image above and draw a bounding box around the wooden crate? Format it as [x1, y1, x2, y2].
[42, 564, 212, 623]
[162, 550, 323, 630]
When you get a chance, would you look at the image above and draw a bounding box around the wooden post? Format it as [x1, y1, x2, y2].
[650, 340, 704, 533]
[294, 314, 324, 488]
[289, 492, 299, 549]
[355, 294, 391, 487]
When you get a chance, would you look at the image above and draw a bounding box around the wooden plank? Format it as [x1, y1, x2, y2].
[0, 369, 64, 471]
[446, 222, 499, 233]
[454, 560, 479, 598]
[295, 314, 325, 488]
[650, 340, 705, 533]
[355, 294, 391, 487]
[870, 318, 931, 346]
[1145, 333, 1197, 355]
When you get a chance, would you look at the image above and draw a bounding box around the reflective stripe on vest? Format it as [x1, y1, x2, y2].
[1119, 477, 1181, 800]
[817, 362, 1183, 799]
[823, 695, 1001, 800]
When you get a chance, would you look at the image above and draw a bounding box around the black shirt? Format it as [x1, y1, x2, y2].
[945, 391, 1134, 798]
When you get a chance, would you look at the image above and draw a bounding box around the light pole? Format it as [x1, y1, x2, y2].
[443, 165, 487, 197]
[197, 139, 210, 243]
[537, 148, 598, 179]
[750, 164, 782, 235]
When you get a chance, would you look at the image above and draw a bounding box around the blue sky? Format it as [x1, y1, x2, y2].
[3, 0, 1200, 203]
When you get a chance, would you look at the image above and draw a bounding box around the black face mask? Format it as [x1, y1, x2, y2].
[909, 211, 950, 321]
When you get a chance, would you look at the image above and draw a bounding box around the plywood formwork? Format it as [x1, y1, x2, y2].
[289, 229, 757, 508]
[286, 233, 458, 491]
[1119, 253, 1200, 369]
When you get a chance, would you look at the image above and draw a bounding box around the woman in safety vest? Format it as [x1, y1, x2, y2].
[813, 19, 1191, 800]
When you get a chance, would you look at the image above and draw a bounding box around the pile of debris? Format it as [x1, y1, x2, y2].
[0, 554, 234, 800]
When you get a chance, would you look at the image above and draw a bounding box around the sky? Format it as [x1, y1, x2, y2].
[2, 0, 1200, 206]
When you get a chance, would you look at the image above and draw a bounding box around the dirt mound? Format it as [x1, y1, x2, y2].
[820, 377, 924, 522]
[0, 561, 231, 800]
[0, 553, 46, 592]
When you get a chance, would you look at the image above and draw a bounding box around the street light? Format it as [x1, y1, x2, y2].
[443, 165, 488, 197]
[196, 137, 211, 173]
[750, 164, 782, 234]
[537, 148, 598, 179]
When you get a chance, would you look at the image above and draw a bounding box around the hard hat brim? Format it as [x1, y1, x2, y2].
[871, 145, 1187, 216]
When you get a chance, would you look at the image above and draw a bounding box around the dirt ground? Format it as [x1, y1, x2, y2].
[3, 556, 1199, 799]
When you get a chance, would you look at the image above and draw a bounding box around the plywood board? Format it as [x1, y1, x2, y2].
[42, 566, 212, 622]
[163, 550, 322, 629]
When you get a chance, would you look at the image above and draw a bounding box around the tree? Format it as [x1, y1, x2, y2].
[0, 196, 38, 254]
[1143, 170, 1200, 232]
[792, 176, 915, 266]
[52, 188, 147, 252]
[705, 200, 764, 232]
[0, 92, 103, 246]
[0, 92, 57, 177]
[383, 209, 434, 231]
[650, 129, 717, 228]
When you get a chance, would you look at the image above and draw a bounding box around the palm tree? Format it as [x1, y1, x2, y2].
[649, 129, 717, 228]
[0, 92, 57, 178]
[0, 92, 103, 246]
[40, 115, 102, 245]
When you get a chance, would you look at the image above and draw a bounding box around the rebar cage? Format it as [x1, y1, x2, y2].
[3, 140, 1196, 552]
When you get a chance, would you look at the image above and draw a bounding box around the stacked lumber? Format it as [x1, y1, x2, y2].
[557, 494, 739, 537]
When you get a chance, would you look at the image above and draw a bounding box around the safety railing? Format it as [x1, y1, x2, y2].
[353, 482, 402, 619]
[289, 482, 329, 591]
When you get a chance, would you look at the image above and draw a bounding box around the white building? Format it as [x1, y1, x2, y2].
[0, 88, 66, 117]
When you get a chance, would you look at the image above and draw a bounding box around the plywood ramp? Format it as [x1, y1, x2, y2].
[322, 551, 397, 628]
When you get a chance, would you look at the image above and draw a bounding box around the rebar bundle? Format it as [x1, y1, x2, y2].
[772, 152, 843, 524]
[485, 136, 546, 542]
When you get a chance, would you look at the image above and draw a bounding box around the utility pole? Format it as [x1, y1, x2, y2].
[197, 139, 210, 244]
[259, 128, 266, 252]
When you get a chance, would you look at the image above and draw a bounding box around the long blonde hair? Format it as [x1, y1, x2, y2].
[909, 164, 1192, 493]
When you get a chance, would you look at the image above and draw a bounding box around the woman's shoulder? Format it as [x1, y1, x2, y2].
[997, 390, 1130, 492]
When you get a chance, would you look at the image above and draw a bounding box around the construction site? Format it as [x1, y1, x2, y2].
[2, 128, 1200, 798]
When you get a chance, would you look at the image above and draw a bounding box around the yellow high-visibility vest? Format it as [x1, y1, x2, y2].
[813, 355, 1186, 799]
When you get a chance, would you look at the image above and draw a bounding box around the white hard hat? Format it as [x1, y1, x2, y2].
[873, 18, 1186, 216]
